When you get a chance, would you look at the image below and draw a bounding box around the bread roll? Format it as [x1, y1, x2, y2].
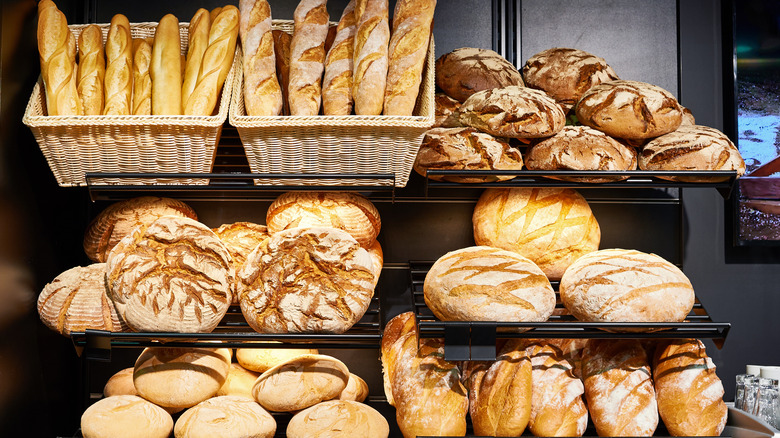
[436, 47, 524, 103]
[212, 221, 270, 305]
[150, 14, 182, 115]
[38, 4, 82, 116]
[81, 395, 173, 438]
[287, 0, 329, 116]
[434, 93, 460, 127]
[235, 343, 319, 373]
[352, 0, 390, 115]
[103, 368, 137, 397]
[559, 249, 695, 326]
[582, 339, 658, 436]
[182, 9, 210, 107]
[322, 0, 358, 115]
[339, 373, 369, 402]
[383, 0, 436, 115]
[174, 396, 276, 438]
[473, 188, 601, 281]
[131, 38, 152, 115]
[272, 29, 292, 115]
[103, 14, 132, 115]
[105, 216, 233, 333]
[37, 263, 128, 336]
[77, 25, 105, 115]
[239, 0, 283, 116]
[287, 400, 389, 438]
[217, 363, 260, 398]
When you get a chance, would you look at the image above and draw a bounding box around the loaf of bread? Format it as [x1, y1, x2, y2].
[473, 187, 601, 281]
[103, 368, 137, 397]
[103, 14, 133, 115]
[240, 0, 283, 116]
[181, 9, 210, 107]
[212, 221, 270, 305]
[436, 47, 524, 103]
[105, 216, 233, 333]
[37, 263, 128, 336]
[272, 29, 292, 115]
[237, 227, 375, 334]
[130, 38, 152, 115]
[653, 339, 727, 436]
[76, 25, 105, 115]
[680, 105, 696, 125]
[352, 0, 390, 115]
[287, 0, 329, 115]
[174, 396, 276, 438]
[210, 6, 223, 23]
[81, 395, 173, 438]
[434, 93, 460, 127]
[235, 343, 319, 372]
[546, 338, 588, 380]
[560, 248, 695, 326]
[383, 0, 436, 115]
[583, 339, 659, 436]
[287, 400, 389, 438]
[216, 363, 260, 399]
[339, 373, 369, 402]
[150, 14, 182, 114]
[322, 0, 358, 115]
[37, 3, 82, 116]
[366, 239, 383, 287]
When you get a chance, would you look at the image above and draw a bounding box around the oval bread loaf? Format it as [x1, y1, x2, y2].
[103, 367, 137, 397]
[235, 343, 319, 373]
[212, 221, 271, 305]
[435, 47, 524, 103]
[287, 400, 389, 438]
[434, 93, 461, 127]
[338, 372, 369, 402]
[174, 396, 276, 438]
[81, 395, 173, 438]
[216, 363, 260, 399]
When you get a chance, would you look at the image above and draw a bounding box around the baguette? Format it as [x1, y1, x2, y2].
[352, 0, 389, 115]
[182, 9, 210, 106]
[288, 0, 329, 116]
[77, 24, 105, 115]
[272, 29, 292, 115]
[210, 7, 223, 24]
[383, 0, 436, 115]
[184, 5, 239, 116]
[37, 3, 81, 115]
[239, 0, 282, 116]
[150, 14, 181, 115]
[131, 39, 152, 115]
[103, 14, 133, 115]
[322, 0, 357, 115]
[354, 0, 368, 22]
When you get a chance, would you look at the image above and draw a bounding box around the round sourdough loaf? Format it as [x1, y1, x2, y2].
[80, 395, 173, 438]
[287, 400, 389, 438]
[524, 126, 637, 182]
[252, 354, 350, 412]
[105, 216, 233, 333]
[339, 373, 369, 402]
[235, 343, 319, 373]
[473, 188, 601, 281]
[237, 227, 375, 334]
[559, 249, 695, 325]
[522, 47, 619, 114]
[37, 263, 128, 336]
[266, 192, 380, 247]
[413, 127, 524, 183]
[435, 47, 524, 103]
[434, 93, 461, 127]
[174, 396, 276, 438]
[576, 79, 682, 140]
[83, 196, 197, 262]
[216, 363, 260, 399]
[133, 347, 231, 409]
[212, 221, 271, 304]
[103, 367, 137, 397]
[424, 246, 555, 322]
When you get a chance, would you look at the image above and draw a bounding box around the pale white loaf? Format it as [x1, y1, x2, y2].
[174, 396, 276, 438]
[216, 363, 260, 399]
[287, 400, 389, 438]
[235, 343, 319, 372]
[81, 395, 173, 438]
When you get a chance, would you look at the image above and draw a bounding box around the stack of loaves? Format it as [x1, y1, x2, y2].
[37, 1, 238, 116]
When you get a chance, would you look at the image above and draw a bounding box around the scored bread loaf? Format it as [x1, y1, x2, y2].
[366, 239, 383, 287]
[212, 221, 270, 305]
[287, 400, 389, 438]
[239, 0, 283, 116]
[339, 373, 369, 402]
[37, 3, 82, 116]
[181, 9, 210, 107]
[76, 25, 105, 115]
[174, 396, 276, 438]
[151, 14, 182, 115]
[352, 0, 390, 115]
[272, 29, 292, 115]
[210, 7, 223, 23]
[235, 343, 319, 373]
[288, 0, 329, 116]
[322, 0, 358, 115]
[131, 38, 152, 115]
[216, 363, 260, 399]
[103, 14, 133, 115]
[435, 47, 524, 103]
[434, 93, 460, 127]
[81, 395, 173, 438]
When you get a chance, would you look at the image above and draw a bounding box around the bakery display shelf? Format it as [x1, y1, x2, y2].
[409, 261, 730, 361]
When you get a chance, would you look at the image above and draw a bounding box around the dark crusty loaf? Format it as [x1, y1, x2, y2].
[435, 47, 524, 103]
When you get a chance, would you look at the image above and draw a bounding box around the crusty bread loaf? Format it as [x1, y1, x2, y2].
[103, 14, 133, 115]
[546, 338, 588, 380]
[383, 0, 436, 115]
[434, 93, 460, 127]
[288, 0, 329, 115]
[235, 343, 319, 373]
[381, 311, 417, 407]
[216, 363, 260, 399]
[322, 0, 358, 115]
[559, 249, 695, 326]
[272, 29, 292, 115]
[150, 14, 182, 115]
[680, 105, 696, 125]
[473, 187, 601, 281]
[37, 263, 128, 336]
[366, 239, 383, 287]
[77, 25, 105, 115]
[287, 400, 389, 438]
[237, 227, 375, 334]
[653, 339, 727, 436]
[174, 396, 276, 438]
[352, 0, 390, 115]
[181, 9, 210, 107]
[81, 395, 173, 438]
[105, 216, 233, 333]
[424, 246, 555, 322]
[37, 3, 82, 116]
[103, 368, 137, 397]
[339, 373, 369, 402]
[212, 221, 270, 305]
[582, 339, 659, 437]
[239, 0, 283, 116]
[576, 79, 682, 140]
[131, 38, 152, 115]
[436, 47, 524, 103]
[210, 7, 223, 23]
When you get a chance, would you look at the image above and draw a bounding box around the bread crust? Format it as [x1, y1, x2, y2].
[288, 0, 329, 115]
[77, 25, 105, 115]
[352, 0, 390, 115]
[239, 0, 283, 116]
[103, 14, 133, 115]
[435, 47, 524, 103]
[322, 0, 358, 115]
[182, 9, 210, 107]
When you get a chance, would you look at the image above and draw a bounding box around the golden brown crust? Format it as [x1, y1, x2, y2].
[131, 38, 152, 115]
[81, 395, 173, 438]
[38, 3, 82, 115]
[182, 9, 210, 108]
[436, 47, 524, 103]
[174, 396, 276, 437]
[288, 0, 329, 115]
[322, 0, 358, 115]
[434, 93, 460, 127]
[77, 25, 105, 115]
[352, 0, 390, 115]
[103, 14, 133, 115]
[212, 221, 270, 305]
[338, 373, 370, 402]
[240, 0, 283, 116]
[287, 400, 388, 437]
[272, 29, 293, 115]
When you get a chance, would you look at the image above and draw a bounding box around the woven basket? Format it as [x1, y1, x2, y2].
[23, 22, 236, 187]
[229, 20, 435, 188]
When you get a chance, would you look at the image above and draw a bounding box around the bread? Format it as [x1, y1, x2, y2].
[103, 14, 133, 115]
[81, 395, 173, 438]
[210, 7, 223, 23]
[133, 347, 231, 409]
[239, 0, 283, 116]
[472, 188, 601, 281]
[413, 127, 524, 183]
[582, 339, 659, 436]
[83, 196, 198, 263]
[252, 354, 349, 412]
[287, 0, 329, 115]
[546, 338, 588, 380]
[182, 9, 210, 107]
[424, 246, 555, 322]
[76, 25, 105, 115]
[576, 79, 683, 140]
[366, 239, 383, 287]
[524, 125, 637, 182]
[174, 396, 276, 438]
[266, 191, 381, 247]
[272, 29, 292, 115]
[212, 221, 270, 305]
[216, 363, 260, 398]
[680, 105, 696, 125]
[37, 3, 82, 116]
[237, 227, 374, 334]
[103, 368, 137, 397]
[150, 14, 182, 115]
[381, 312, 468, 438]
[105, 216, 234, 333]
[653, 339, 727, 436]
[352, 0, 390, 115]
[339, 373, 369, 402]
[639, 125, 746, 182]
[452, 86, 565, 139]
[322, 0, 358, 115]
[559, 249, 695, 326]
[522, 47, 619, 113]
[235, 343, 319, 372]
[435, 47, 524, 103]
[130, 38, 152, 115]
[287, 400, 389, 438]
[354, 0, 369, 22]
[434, 93, 460, 127]
[461, 360, 491, 418]
[37, 263, 128, 336]
[383, 0, 436, 115]
[184, 5, 239, 115]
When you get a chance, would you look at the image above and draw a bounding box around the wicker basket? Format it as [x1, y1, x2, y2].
[229, 20, 435, 188]
[23, 22, 236, 187]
